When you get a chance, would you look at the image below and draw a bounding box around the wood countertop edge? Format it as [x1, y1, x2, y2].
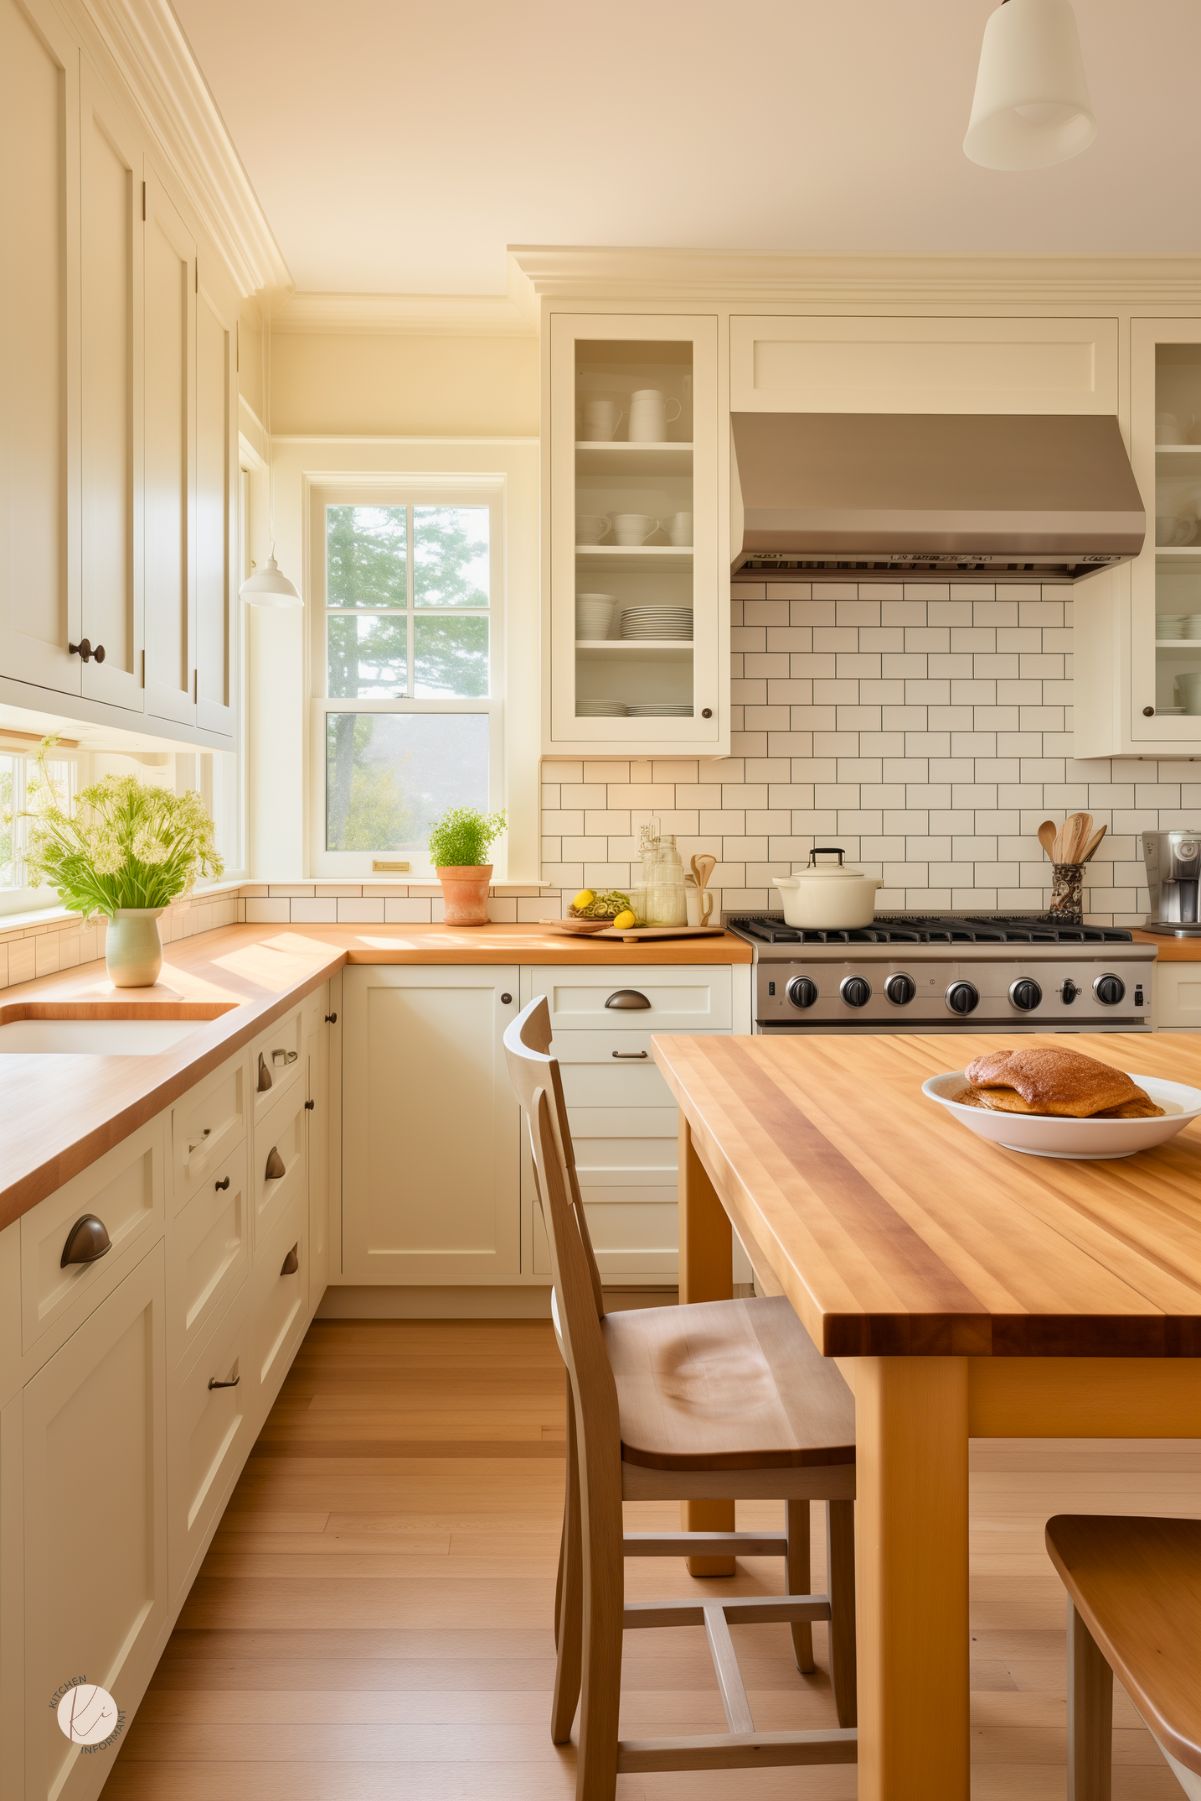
[1132, 930, 1201, 960]
[0, 923, 750, 1233]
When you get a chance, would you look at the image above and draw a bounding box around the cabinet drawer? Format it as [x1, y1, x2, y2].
[168, 1143, 249, 1368]
[533, 1195, 677, 1281]
[253, 1082, 308, 1252]
[249, 1004, 304, 1120]
[551, 1029, 732, 1109]
[168, 1296, 250, 1599]
[249, 1194, 308, 1408]
[21, 1119, 166, 1361]
[172, 1052, 248, 1206]
[526, 965, 732, 1033]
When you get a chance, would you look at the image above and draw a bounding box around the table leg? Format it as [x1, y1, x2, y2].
[677, 1117, 735, 1576]
[851, 1356, 971, 1801]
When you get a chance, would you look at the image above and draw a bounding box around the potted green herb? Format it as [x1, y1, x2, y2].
[24, 761, 223, 987]
[427, 807, 506, 927]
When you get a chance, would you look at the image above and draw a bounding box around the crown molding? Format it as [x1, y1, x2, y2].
[271, 264, 538, 337]
[510, 247, 1201, 309]
[78, 0, 291, 297]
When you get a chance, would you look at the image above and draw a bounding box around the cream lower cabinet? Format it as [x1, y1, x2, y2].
[341, 966, 521, 1282]
[23, 1243, 168, 1801]
[1154, 962, 1201, 1030]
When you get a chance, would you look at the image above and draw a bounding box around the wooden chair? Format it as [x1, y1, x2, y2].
[504, 995, 858, 1799]
[1045, 1514, 1201, 1801]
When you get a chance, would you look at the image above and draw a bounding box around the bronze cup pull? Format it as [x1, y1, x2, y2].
[605, 989, 651, 1011]
[60, 1214, 112, 1268]
[257, 1053, 273, 1094]
[264, 1146, 287, 1182]
[280, 1244, 300, 1276]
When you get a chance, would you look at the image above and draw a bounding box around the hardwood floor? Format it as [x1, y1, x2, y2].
[103, 1319, 1198, 1800]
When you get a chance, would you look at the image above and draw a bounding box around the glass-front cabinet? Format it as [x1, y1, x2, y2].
[545, 314, 724, 753]
[1131, 319, 1201, 744]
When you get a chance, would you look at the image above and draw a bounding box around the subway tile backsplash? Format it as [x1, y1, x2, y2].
[542, 580, 1199, 928]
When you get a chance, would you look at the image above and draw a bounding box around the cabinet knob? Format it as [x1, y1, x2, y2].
[207, 1374, 240, 1390]
[214, 1176, 231, 1192]
[60, 1214, 112, 1268]
[280, 1244, 300, 1277]
[701, 707, 713, 719]
[1143, 705, 1156, 716]
[500, 992, 513, 1005]
[304, 1098, 315, 1111]
[264, 1146, 287, 1181]
[324, 1012, 338, 1024]
[605, 989, 651, 1010]
[68, 638, 105, 664]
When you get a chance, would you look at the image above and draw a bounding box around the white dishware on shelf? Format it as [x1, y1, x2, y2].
[1183, 615, 1201, 639]
[1157, 411, 1184, 445]
[1159, 615, 1187, 639]
[619, 606, 693, 641]
[576, 513, 611, 545]
[577, 698, 628, 716]
[580, 396, 623, 441]
[627, 388, 683, 442]
[1156, 514, 1195, 547]
[625, 703, 694, 716]
[576, 593, 617, 639]
[1174, 672, 1201, 713]
[922, 1070, 1201, 1161]
[611, 512, 660, 546]
[666, 511, 693, 547]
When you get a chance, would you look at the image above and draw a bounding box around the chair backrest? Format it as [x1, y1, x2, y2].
[503, 997, 617, 1443]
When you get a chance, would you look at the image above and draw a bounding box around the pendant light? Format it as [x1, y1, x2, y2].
[964, 0, 1096, 171]
[240, 541, 302, 608]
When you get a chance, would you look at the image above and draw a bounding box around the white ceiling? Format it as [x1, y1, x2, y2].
[173, 0, 1201, 297]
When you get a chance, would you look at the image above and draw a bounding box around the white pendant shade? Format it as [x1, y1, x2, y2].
[240, 548, 302, 608]
[964, 0, 1096, 171]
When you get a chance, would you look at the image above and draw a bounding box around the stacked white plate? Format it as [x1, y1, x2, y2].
[577, 699, 627, 717]
[619, 606, 693, 642]
[625, 702, 693, 717]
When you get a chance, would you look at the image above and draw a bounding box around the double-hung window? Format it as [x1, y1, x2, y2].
[0, 743, 78, 916]
[311, 484, 503, 876]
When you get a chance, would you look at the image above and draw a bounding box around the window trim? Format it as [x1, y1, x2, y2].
[0, 744, 81, 918]
[307, 479, 506, 878]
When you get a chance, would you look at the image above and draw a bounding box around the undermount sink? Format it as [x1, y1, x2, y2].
[0, 1003, 236, 1055]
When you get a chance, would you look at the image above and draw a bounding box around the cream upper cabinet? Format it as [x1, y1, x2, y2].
[545, 313, 727, 755]
[194, 257, 237, 735]
[79, 64, 145, 712]
[143, 166, 196, 728]
[23, 1244, 168, 1801]
[341, 966, 521, 1282]
[730, 315, 1119, 415]
[0, 0, 80, 697]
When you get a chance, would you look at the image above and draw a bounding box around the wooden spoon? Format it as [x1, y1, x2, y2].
[1080, 824, 1107, 863]
[1067, 812, 1094, 864]
[1037, 820, 1057, 861]
[690, 852, 716, 892]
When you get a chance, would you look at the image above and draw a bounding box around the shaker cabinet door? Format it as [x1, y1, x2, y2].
[143, 166, 196, 727]
[194, 259, 237, 736]
[0, 0, 81, 697]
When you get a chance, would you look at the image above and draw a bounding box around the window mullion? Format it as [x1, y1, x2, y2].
[406, 504, 416, 700]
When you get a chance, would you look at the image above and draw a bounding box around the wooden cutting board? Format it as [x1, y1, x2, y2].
[593, 924, 725, 944]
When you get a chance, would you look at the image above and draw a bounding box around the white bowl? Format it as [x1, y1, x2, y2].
[921, 1070, 1201, 1160]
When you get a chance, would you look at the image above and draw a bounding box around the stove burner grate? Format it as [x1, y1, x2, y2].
[728, 913, 1135, 947]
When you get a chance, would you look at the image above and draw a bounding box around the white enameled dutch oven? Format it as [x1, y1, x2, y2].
[773, 848, 882, 930]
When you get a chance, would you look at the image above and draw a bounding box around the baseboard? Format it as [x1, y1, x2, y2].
[312, 1283, 727, 1319]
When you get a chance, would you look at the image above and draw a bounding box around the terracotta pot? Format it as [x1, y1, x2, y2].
[436, 865, 492, 927]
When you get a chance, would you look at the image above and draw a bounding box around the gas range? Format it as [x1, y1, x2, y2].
[725, 913, 1155, 1032]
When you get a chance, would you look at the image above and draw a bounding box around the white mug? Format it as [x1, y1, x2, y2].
[628, 388, 683, 442]
[611, 512, 659, 545]
[580, 396, 623, 441]
[685, 882, 714, 926]
[576, 514, 610, 545]
[666, 511, 693, 547]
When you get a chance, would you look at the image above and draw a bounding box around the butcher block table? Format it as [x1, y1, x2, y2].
[652, 1031, 1201, 1801]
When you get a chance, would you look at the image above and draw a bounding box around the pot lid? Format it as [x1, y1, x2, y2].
[792, 847, 872, 881]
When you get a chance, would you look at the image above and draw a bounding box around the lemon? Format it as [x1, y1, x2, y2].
[572, 889, 596, 912]
[612, 909, 637, 931]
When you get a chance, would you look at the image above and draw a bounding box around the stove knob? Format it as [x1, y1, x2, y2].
[885, 972, 916, 1006]
[945, 980, 979, 1016]
[1009, 978, 1042, 1013]
[786, 976, 819, 1010]
[1094, 973, 1126, 1006]
[840, 975, 872, 1009]
[1061, 978, 1080, 1004]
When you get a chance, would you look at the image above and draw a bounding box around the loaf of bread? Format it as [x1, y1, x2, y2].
[955, 1046, 1163, 1120]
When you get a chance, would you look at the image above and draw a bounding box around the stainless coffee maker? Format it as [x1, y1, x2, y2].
[1142, 828, 1201, 934]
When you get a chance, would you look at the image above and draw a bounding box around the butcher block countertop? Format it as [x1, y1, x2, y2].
[1133, 929, 1201, 959]
[653, 1030, 1201, 1359]
[0, 922, 750, 1230]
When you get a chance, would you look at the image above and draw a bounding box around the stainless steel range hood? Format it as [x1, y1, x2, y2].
[731, 412, 1145, 583]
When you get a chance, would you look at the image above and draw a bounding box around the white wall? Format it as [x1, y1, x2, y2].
[269, 332, 539, 438]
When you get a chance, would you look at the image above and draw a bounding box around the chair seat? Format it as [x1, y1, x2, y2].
[1045, 1514, 1201, 1782]
[603, 1295, 855, 1473]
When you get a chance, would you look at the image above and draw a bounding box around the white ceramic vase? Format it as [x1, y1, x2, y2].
[106, 908, 165, 987]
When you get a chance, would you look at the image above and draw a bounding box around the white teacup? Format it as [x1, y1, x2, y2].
[580, 397, 623, 441]
[611, 512, 659, 546]
[628, 388, 683, 443]
[666, 511, 693, 547]
[576, 592, 617, 639]
[576, 514, 610, 545]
